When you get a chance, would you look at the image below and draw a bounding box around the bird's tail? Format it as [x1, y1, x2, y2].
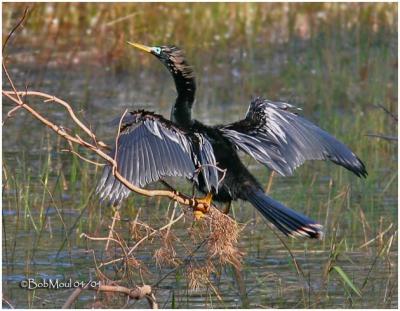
[246, 189, 323, 239]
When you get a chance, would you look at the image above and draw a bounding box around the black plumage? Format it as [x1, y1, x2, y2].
[97, 111, 218, 204]
[219, 98, 367, 177]
[97, 43, 367, 239]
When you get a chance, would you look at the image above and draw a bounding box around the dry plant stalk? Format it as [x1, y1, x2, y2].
[153, 231, 182, 268]
[205, 207, 243, 270]
[186, 262, 215, 291]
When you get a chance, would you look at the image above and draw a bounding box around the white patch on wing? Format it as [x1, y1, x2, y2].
[144, 119, 163, 139]
[263, 107, 288, 144]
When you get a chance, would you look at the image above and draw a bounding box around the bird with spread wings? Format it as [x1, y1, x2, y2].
[97, 43, 367, 239]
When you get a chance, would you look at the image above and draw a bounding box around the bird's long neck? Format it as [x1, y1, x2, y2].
[162, 49, 196, 128]
[171, 73, 196, 127]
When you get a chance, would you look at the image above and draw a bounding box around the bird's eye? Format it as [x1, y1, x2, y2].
[152, 47, 162, 55]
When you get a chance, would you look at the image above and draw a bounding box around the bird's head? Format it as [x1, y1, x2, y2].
[128, 42, 196, 125]
[127, 42, 194, 79]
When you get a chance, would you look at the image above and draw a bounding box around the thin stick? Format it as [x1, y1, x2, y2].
[62, 284, 156, 309]
[2, 297, 14, 309]
[3, 105, 22, 124]
[2, 7, 29, 53]
[112, 109, 128, 175]
[62, 285, 89, 309]
[359, 223, 393, 249]
[152, 238, 209, 288]
[61, 149, 105, 166]
[2, 5, 29, 122]
[373, 103, 398, 122]
[365, 133, 397, 142]
[105, 209, 121, 251]
[4, 90, 108, 148]
[269, 224, 314, 295]
[265, 171, 275, 193]
[127, 212, 184, 256]
[97, 212, 185, 268]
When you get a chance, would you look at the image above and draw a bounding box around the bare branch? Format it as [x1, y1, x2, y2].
[4, 90, 108, 148]
[62, 284, 157, 309]
[2, 7, 29, 53]
[62, 284, 89, 309]
[3, 105, 22, 125]
[105, 209, 120, 251]
[112, 109, 128, 175]
[2, 297, 14, 309]
[61, 149, 106, 166]
[2, 61, 24, 110]
[373, 103, 398, 122]
[365, 133, 397, 142]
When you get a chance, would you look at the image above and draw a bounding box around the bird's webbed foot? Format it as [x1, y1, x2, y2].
[193, 192, 213, 220]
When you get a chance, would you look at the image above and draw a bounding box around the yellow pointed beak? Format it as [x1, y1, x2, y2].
[127, 41, 152, 53]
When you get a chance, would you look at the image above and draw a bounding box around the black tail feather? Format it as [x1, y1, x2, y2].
[247, 190, 323, 239]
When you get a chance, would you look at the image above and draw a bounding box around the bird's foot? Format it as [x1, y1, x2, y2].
[193, 193, 213, 220]
[193, 210, 206, 220]
[197, 192, 213, 206]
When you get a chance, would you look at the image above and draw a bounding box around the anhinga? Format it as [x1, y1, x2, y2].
[97, 43, 367, 239]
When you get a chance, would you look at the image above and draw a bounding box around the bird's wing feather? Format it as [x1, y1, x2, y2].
[97, 111, 218, 204]
[219, 97, 367, 177]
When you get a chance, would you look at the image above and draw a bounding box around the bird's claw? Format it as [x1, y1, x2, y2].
[193, 193, 213, 220]
[194, 210, 206, 220]
[197, 192, 213, 206]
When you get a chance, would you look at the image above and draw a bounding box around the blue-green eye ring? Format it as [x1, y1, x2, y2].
[152, 47, 162, 55]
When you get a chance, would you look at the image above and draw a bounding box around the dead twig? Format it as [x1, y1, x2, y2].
[152, 238, 209, 288]
[62, 284, 89, 309]
[62, 284, 157, 309]
[365, 133, 397, 142]
[4, 105, 22, 124]
[105, 209, 121, 251]
[112, 109, 128, 176]
[359, 223, 394, 249]
[4, 90, 108, 148]
[127, 212, 185, 257]
[96, 212, 185, 269]
[269, 223, 315, 297]
[265, 171, 275, 193]
[2, 7, 29, 53]
[60, 149, 106, 166]
[373, 103, 398, 122]
[2, 296, 14, 309]
[2, 7, 29, 123]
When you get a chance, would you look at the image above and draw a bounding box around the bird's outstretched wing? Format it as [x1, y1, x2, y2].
[218, 97, 367, 177]
[97, 111, 218, 204]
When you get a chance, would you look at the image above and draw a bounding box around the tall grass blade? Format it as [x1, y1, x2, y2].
[332, 265, 362, 297]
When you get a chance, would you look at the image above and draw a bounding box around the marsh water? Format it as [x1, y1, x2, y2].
[2, 3, 398, 309]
